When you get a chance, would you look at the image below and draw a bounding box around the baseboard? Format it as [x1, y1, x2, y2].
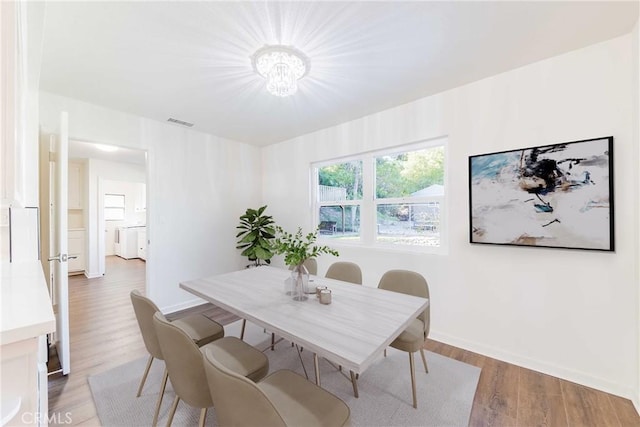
[161, 297, 208, 315]
[430, 330, 636, 402]
[84, 271, 102, 279]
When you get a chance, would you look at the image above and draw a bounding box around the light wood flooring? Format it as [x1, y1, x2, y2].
[48, 256, 640, 426]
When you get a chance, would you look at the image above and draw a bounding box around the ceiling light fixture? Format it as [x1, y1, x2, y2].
[251, 45, 309, 97]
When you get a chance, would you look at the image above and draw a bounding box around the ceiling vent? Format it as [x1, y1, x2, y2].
[167, 117, 194, 127]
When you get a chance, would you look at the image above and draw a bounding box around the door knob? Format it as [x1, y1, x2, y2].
[48, 253, 68, 262]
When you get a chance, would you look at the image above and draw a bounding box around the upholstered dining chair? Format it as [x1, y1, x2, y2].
[285, 258, 318, 275]
[202, 347, 351, 427]
[153, 312, 269, 427]
[378, 269, 430, 409]
[325, 261, 362, 386]
[325, 261, 362, 285]
[130, 290, 224, 426]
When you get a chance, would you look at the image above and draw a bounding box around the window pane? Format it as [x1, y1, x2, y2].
[318, 160, 363, 201]
[376, 202, 440, 247]
[375, 146, 444, 199]
[105, 194, 125, 207]
[105, 207, 125, 221]
[318, 205, 360, 240]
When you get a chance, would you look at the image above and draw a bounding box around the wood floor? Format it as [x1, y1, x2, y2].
[48, 256, 640, 426]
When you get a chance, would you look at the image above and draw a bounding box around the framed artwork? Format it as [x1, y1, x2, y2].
[469, 136, 614, 251]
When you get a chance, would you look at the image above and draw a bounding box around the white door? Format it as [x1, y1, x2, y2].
[48, 112, 71, 375]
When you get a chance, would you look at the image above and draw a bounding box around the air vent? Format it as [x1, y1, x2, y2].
[167, 117, 194, 127]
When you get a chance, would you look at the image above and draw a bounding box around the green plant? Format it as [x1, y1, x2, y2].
[273, 226, 339, 266]
[236, 206, 276, 267]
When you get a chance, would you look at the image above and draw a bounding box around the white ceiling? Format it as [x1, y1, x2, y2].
[40, 1, 638, 147]
[69, 139, 146, 165]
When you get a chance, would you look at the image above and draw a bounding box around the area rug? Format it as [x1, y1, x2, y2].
[89, 321, 481, 426]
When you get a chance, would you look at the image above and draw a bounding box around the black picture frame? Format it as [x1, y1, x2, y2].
[468, 136, 614, 251]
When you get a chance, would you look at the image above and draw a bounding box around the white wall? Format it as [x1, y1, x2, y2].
[40, 92, 263, 311]
[262, 34, 638, 401]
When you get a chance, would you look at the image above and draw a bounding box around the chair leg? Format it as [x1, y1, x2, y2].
[419, 348, 429, 373]
[409, 352, 417, 409]
[165, 396, 180, 427]
[136, 355, 154, 397]
[152, 368, 169, 426]
[350, 370, 359, 398]
[240, 319, 246, 340]
[313, 353, 321, 386]
[295, 345, 309, 380]
[198, 408, 207, 427]
[271, 333, 275, 351]
[384, 348, 387, 357]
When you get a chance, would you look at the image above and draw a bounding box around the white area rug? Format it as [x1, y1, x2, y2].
[89, 321, 480, 426]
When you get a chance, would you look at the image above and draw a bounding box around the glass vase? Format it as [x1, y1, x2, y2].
[291, 263, 309, 301]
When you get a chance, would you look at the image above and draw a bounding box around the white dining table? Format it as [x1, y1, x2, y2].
[180, 266, 429, 395]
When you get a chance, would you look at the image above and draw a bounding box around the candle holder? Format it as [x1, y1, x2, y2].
[319, 289, 332, 305]
[315, 285, 327, 298]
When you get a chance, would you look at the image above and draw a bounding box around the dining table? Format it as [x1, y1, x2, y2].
[180, 266, 429, 396]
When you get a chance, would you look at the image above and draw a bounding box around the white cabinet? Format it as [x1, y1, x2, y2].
[115, 226, 145, 259]
[134, 183, 146, 212]
[67, 162, 84, 210]
[68, 229, 85, 275]
[1, 262, 56, 427]
[137, 229, 147, 261]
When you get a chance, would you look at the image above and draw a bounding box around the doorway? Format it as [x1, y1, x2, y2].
[67, 140, 147, 278]
[44, 138, 148, 376]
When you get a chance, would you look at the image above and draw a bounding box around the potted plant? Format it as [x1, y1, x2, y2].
[236, 206, 276, 267]
[273, 226, 339, 300]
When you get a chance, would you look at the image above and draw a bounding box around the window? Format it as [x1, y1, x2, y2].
[104, 194, 125, 221]
[375, 146, 444, 247]
[313, 139, 446, 250]
[316, 160, 362, 240]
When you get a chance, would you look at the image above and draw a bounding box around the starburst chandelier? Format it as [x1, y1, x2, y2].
[252, 45, 309, 97]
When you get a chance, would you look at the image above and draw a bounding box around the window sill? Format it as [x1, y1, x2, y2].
[320, 238, 447, 256]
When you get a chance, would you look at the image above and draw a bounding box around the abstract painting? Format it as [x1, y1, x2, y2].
[469, 136, 614, 251]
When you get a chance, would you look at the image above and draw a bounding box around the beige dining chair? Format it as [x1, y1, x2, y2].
[153, 312, 269, 427]
[378, 269, 430, 408]
[325, 261, 362, 388]
[325, 261, 362, 285]
[287, 258, 318, 275]
[130, 290, 224, 426]
[202, 347, 351, 427]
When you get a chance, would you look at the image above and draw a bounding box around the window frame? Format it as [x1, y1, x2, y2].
[104, 193, 126, 221]
[312, 137, 447, 253]
[312, 156, 364, 242]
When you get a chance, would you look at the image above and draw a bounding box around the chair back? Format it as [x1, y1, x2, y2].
[130, 290, 163, 359]
[288, 258, 318, 275]
[152, 312, 213, 409]
[325, 261, 362, 285]
[378, 270, 430, 336]
[202, 347, 286, 427]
